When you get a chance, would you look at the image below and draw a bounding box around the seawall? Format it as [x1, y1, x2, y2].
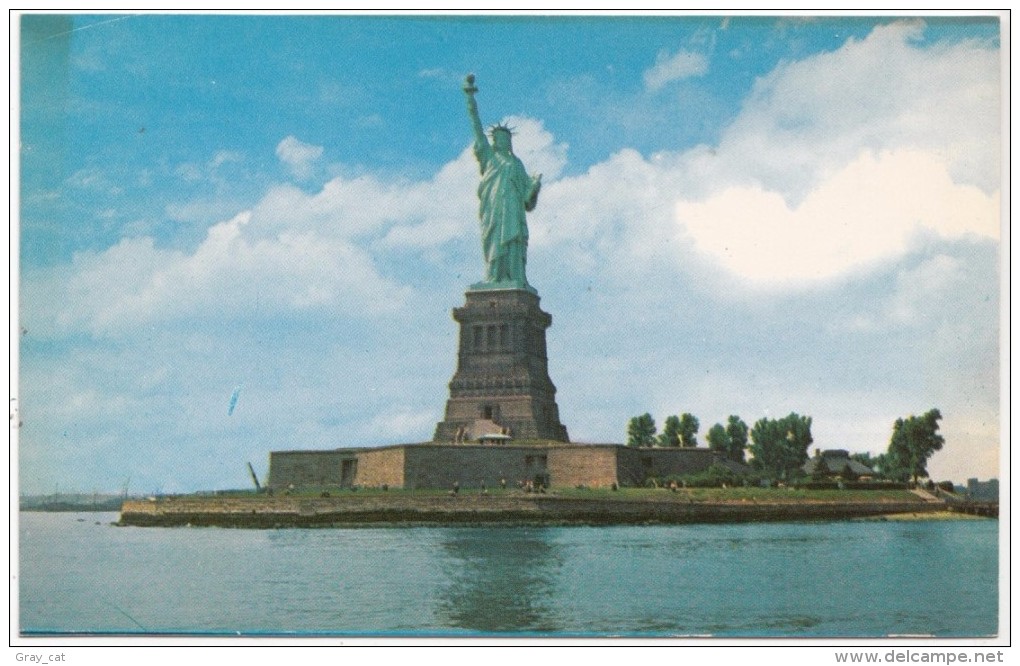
[118, 494, 944, 528]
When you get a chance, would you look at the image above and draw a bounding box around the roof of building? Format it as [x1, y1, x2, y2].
[711, 456, 754, 474]
[802, 450, 874, 476]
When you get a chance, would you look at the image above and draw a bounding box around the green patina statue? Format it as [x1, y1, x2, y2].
[463, 74, 542, 292]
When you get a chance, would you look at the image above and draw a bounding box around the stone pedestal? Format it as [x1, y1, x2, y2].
[434, 289, 569, 442]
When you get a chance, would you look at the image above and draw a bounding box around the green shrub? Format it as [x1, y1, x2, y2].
[666, 464, 755, 488]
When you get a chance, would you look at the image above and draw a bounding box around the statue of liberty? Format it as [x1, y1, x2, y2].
[463, 74, 542, 292]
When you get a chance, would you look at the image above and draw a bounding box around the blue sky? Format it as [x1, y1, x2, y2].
[16, 13, 1002, 494]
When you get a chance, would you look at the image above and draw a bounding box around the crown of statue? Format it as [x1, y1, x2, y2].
[489, 123, 515, 136]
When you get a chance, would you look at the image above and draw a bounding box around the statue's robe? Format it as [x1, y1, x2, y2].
[474, 139, 539, 286]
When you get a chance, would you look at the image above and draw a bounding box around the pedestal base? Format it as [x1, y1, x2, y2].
[434, 289, 569, 443]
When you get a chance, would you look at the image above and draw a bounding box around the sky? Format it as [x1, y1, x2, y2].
[14, 13, 1004, 495]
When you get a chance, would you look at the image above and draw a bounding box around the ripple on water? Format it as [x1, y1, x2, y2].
[18, 514, 998, 637]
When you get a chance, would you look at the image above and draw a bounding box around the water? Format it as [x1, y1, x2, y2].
[18, 512, 998, 637]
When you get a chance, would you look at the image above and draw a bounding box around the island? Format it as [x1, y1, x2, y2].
[118, 486, 959, 528]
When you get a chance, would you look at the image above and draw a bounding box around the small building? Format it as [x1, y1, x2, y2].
[966, 478, 999, 501]
[802, 449, 874, 479]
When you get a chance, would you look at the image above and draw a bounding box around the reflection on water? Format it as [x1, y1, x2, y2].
[435, 528, 562, 633]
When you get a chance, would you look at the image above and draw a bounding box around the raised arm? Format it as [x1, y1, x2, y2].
[463, 74, 488, 150]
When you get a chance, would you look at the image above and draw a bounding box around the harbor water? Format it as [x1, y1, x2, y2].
[18, 512, 998, 637]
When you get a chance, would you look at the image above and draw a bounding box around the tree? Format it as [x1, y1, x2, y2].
[627, 413, 657, 448]
[658, 415, 681, 447]
[706, 423, 730, 457]
[850, 451, 877, 469]
[748, 413, 813, 480]
[678, 413, 700, 448]
[870, 452, 907, 482]
[724, 415, 749, 463]
[886, 408, 944, 484]
[749, 418, 783, 477]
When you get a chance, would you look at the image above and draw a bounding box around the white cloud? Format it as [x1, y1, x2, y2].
[24, 211, 412, 340]
[276, 135, 324, 180]
[643, 49, 710, 91]
[67, 167, 120, 193]
[536, 20, 1002, 288]
[697, 21, 1000, 203]
[209, 150, 242, 169]
[530, 148, 681, 282]
[501, 115, 568, 181]
[165, 197, 243, 223]
[678, 149, 999, 283]
[174, 150, 244, 186]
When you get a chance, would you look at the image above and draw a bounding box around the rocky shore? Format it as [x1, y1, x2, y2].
[118, 492, 946, 528]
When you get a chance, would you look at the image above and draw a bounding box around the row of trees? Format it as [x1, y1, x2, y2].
[626, 412, 700, 448]
[627, 411, 811, 478]
[627, 412, 750, 463]
[625, 408, 944, 483]
[747, 413, 813, 480]
[706, 416, 749, 464]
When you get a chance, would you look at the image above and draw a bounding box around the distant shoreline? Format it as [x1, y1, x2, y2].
[21, 501, 125, 513]
[116, 490, 974, 528]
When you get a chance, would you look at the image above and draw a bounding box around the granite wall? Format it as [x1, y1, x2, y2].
[355, 446, 406, 488]
[267, 449, 359, 488]
[548, 446, 619, 488]
[404, 445, 556, 489]
[617, 447, 722, 486]
[268, 443, 733, 490]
